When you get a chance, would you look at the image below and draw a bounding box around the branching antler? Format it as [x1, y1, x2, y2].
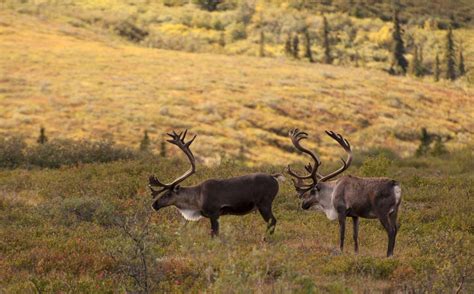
[319, 130, 352, 182]
[149, 129, 197, 197]
[286, 129, 322, 190]
[287, 129, 353, 194]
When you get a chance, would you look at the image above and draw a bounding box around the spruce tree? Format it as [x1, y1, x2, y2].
[292, 34, 300, 59]
[415, 128, 432, 157]
[303, 27, 314, 62]
[390, 7, 408, 75]
[160, 139, 166, 157]
[218, 32, 225, 47]
[37, 127, 48, 144]
[284, 34, 293, 56]
[431, 136, 447, 157]
[434, 52, 440, 82]
[410, 45, 424, 77]
[259, 31, 265, 57]
[445, 26, 456, 81]
[419, 44, 424, 64]
[139, 130, 150, 152]
[322, 16, 332, 64]
[458, 46, 465, 77]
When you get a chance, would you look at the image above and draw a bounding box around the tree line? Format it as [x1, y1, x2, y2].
[256, 4, 467, 81]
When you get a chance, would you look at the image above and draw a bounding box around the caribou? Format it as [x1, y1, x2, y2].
[149, 130, 284, 237]
[287, 129, 401, 257]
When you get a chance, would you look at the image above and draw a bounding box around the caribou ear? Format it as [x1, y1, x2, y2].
[173, 185, 181, 193]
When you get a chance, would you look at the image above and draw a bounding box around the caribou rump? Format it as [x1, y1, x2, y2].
[149, 130, 284, 237]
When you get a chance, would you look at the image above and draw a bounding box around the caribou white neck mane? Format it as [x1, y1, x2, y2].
[177, 208, 203, 221]
[312, 184, 339, 221]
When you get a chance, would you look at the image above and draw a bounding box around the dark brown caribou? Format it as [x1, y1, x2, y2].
[149, 130, 284, 237]
[287, 129, 401, 257]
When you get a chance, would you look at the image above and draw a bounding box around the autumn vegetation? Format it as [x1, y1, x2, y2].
[0, 0, 473, 292]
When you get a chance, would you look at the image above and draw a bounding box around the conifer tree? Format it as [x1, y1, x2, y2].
[431, 136, 447, 156]
[415, 128, 432, 157]
[410, 45, 424, 77]
[434, 52, 440, 82]
[218, 32, 225, 47]
[458, 45, 465, 77]
[445, 26, 456, 81]
[419, 44, 424, 64]
[139, 130, 150, 152]
[160, 139, 166, 157]
[259, 31, 265, 57]
[322, 16, 332, 64]
[37, 127, 48, 144]
[285, 34, 293, 56]
[303, 27, 314, 63]
[292, 34, 300, 58]
[390, 7, 408, 75]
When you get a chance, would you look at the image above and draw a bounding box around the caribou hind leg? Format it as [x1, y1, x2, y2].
[379, 214, 397, 257]
[257, 204, 277, 235]
[338, 214, 346, 253]
[352, 216, 359, 254]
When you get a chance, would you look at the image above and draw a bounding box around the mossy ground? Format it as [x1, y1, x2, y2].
[0, 151, 472, 292]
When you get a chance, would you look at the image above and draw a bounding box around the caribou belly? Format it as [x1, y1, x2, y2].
[178, 209, 203, 221]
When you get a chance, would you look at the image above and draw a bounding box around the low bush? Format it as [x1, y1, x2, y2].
[0, 136, 27, 169]
[26, 139, 136, 168]
[358, 154, 393, 177]
[324, 256, 399, 280]
[39, 196, 118, 227]
[0, 135, 137, 169]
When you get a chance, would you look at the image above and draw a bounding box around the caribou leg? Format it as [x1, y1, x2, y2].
[258, 205, 277, 234]
[338, 214, 346, 253]
[210, 217, 219, 237]
[352, 216, 359, 254]
[379, 214, 397, 257]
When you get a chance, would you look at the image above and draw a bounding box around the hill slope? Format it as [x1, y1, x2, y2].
[0, 11, 473, 165]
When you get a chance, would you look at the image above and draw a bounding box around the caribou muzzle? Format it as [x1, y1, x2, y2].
[301, 200, 313, 210]
[152, 201, 163, 211]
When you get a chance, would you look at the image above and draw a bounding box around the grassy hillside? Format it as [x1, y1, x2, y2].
[2, 0, 474, 76]
[0, 151, 473, 292]
[0, 10, 473, 166]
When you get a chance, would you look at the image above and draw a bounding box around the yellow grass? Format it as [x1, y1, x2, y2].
[0, 11, 473, 165]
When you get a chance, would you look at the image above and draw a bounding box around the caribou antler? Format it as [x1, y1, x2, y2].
[286, 128, 322, 188]
[149, 129, 197, 196]
[290, 178, 314, 196]
[318, 130, 352, 182]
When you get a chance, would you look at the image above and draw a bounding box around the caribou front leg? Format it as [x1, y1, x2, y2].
[210, 217, 219, 237]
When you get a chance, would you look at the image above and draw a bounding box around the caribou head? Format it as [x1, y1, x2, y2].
[149, 130, 196, 211]
[287, 129, 352, 211]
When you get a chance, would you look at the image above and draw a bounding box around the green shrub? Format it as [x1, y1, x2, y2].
[227, 22, 247, 41]
[352, 147, 399, 166]
[192, 0, 222, 12]
[325, 256, 399, 280]
[0, 136, 27, 168]
[40, 196, 117, 226]
[113, 20, 149, 42]
[26, 139, 136, 168]
[359, 154, 392, 177]
[162, 0, 188, 7]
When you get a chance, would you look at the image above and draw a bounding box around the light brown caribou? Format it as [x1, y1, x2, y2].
[287, 129, 401, 257]
[148, 130, 284, 237]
